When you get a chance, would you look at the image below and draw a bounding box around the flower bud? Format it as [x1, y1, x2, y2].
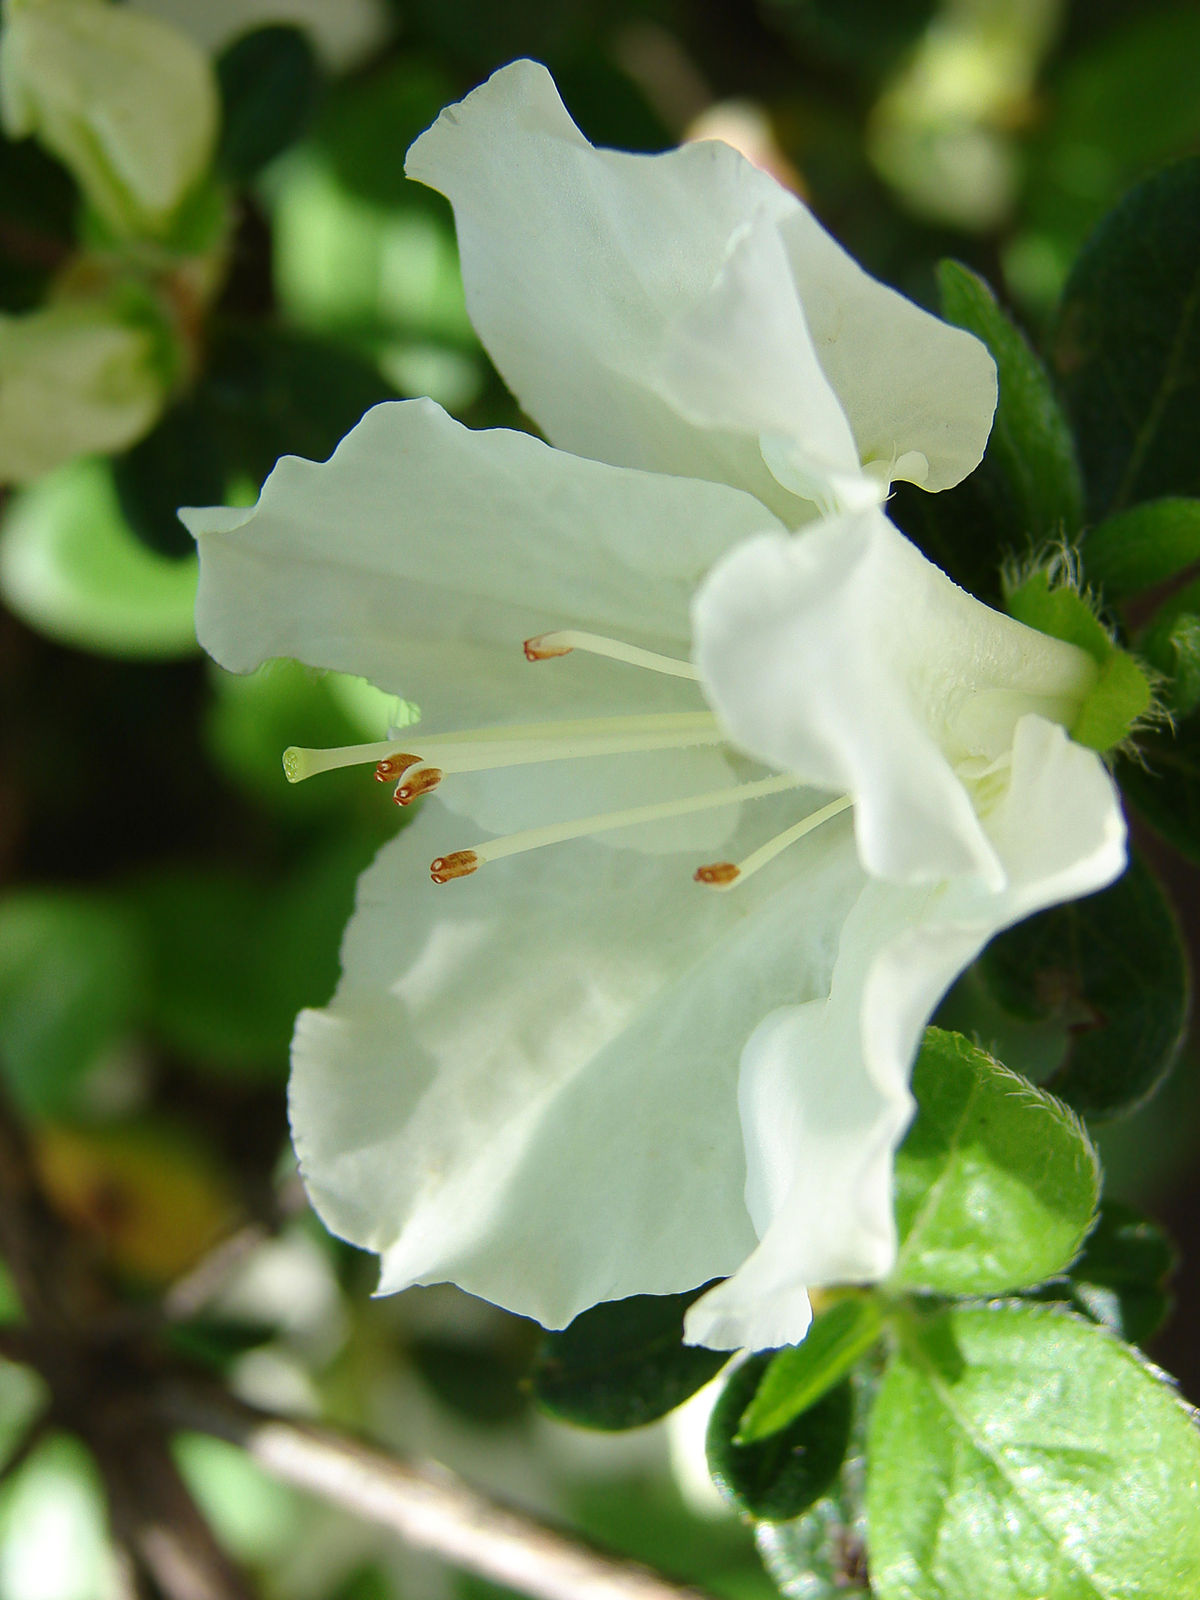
[0, 0, 219, 238]
[0, 298, 169, 482]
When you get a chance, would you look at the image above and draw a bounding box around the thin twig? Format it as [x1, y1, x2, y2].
[161, 1382, 719, 1600]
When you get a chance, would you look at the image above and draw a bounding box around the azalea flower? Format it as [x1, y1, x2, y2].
[0, 0, 219, 239]
[185, 60, 1126, 1351]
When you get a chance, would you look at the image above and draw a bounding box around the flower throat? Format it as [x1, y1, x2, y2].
[283, 631, 852, 890]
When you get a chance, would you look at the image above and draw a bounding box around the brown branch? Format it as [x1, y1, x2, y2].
[160, 1382, 720, 1600]
[90, 1410, 256, 1600]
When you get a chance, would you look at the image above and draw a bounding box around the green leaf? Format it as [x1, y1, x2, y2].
[0, 457, 198, 659]
[0, 891, 145, 1117]
[131, 838, 375, 1078]
[938, 261, 1084, 539]
[216, 26, 321, 183]
[114, 398, 226, 559]
[1081, 498, 1200, 600]
[978, 856, 1188, 1118]
[736, 1298, 885, 1445]
[708, 1356, 854, 1523]
[1118, 712, 1200, 863]
[1066, 1199, 1176, 1346]
[1055, 157, 1200, 518]
[867, 1302, 1200, 1600]
[531, 1288, 729, 1431]
[890, 1029, 1099, 1296]
[201, 322, 395, 493]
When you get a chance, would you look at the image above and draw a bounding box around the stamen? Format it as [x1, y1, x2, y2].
[430, 851, 479, 883]
[695, 794, 852, 890]
[395, 767, 443, 805]
[524, 630, 700, 681]
[431, 772, 802, 882]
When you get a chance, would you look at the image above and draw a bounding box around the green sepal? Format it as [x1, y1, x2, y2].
[1003, 569, 1151, 749]
[530, 1288, 729, 1431]
[736, 1297, 885, 1445]
[1070, 648, 1154, 751]
[977, 855, 1188, 1118]
[890, 1030, 1099, 1296]
[867, 1302, 1200, 1600]
[1081, 497, 1200, 600]
[708, 1356, 854, 1523]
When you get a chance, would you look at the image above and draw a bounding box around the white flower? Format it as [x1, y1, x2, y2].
[0, 0, 218, 238]
[0, 299, 168, 481]
[185, 61, 1126, 1352]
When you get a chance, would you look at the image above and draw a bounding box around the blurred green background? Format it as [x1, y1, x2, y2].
[1, 0, 1199, 1594]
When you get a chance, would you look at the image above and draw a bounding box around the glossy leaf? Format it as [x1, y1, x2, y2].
[1081, 498, 1200, 600]
[890, 1030, 1098, 1295]
[737, 1298, 885, 1445]
[216, 26, 321, 183]
[0, 457, 198, 658]
[1066, 1199, 1176, 1346]
[978, 856, 1188, 1118]
[868, 1302, 1200, 1600]
[708, 1355, 854, 1523]
[1055, 158, 1200, 517]
[1118, 714, 1200, 864]
[938, 261, 1083, 540]
[531, 1287, 729, 1431]
[0, 890, 145, 1117]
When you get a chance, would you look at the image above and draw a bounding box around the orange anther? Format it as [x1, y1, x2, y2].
[523, 635, 573, 661]
[394, 767, 443, 806]
[694, 861, 740, 886]
[430, 850, 479, 884]
[375, 753, 419, 782]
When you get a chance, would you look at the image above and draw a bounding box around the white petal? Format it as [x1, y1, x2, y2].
[406, 61, 994, 506]
[290, 797, 861, 1330]
[405, 60, 818, 519]
[692, 512, 1098, 887]
[185, 396, 782, 731]
[687, 720, 1125, 1351]
[776, 206, 997, 490]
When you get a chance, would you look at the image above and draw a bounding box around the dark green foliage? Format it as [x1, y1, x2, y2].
[1055, 157, 1200, 517]
[1063, 1199, 1175, 1345]
[736, 1298, 885, 1445]
[1120, 712, 1200, 862]
[978, 855, 1188, 1118]
[531, 1287, 729, 1430]
[708, 1355, 854, 1522]
[216, 26, 322, 183]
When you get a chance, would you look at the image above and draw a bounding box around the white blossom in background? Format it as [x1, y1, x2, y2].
[0, 300, 168, 482]
[186, 61, 1126, 1352]
[0, 0, 218, 238]
[127, 0, 393, 74]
